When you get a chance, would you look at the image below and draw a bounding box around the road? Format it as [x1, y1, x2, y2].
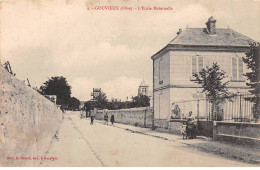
[41, 111, 251, 167]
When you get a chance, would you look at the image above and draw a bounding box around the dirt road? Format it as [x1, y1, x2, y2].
[41, 111, 251, 167]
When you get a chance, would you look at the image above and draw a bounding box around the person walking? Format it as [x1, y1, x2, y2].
[104, 113, 108, 125]
[110, 115, 115, 125]
[90, 114, 95, 125]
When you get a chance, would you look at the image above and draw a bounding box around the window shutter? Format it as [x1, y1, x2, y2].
[232, 57, 237, 79]
[198, 56, 203, 72]
[192, 56, 197, 73]
[238, 57, 243, 79]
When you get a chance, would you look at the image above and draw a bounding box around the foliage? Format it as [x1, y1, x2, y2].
[84, 94, 150, 111]
[193, 62, 230, 120]
[40, 76, 72, 107]
[84, 101, 95, 112]
[95, 91, 108, 109]
[83, 88, 150, 111]
[107, 98, 131, 110]
[68, 97, 80, 111]
[243, 42, 260, 120]
[131, 94, 150, 108]
[193, 62, 230, 100]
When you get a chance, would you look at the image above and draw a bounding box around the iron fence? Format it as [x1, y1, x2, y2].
[170, 92, 255, 122]
[213, 92, 254, 122]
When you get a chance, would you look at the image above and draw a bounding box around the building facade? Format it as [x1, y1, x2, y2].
[151, 17, 256, 126]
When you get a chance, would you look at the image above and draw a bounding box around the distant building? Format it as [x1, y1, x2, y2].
[138, 79, 153, 107]
[138, 79, 149, 96]
[151, 17, 256, 127]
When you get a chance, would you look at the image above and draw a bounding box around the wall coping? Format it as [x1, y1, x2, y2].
[214, 121, 260, 126]
[217, 133, 260, 141]
[96, 107, 153, 113]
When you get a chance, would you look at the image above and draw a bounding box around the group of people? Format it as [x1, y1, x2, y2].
[89, 113, 115, 126]
[104, 113, 115, 125]
[89, 110, 197, 140]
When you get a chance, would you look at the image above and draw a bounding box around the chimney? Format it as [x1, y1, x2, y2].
[206, 16, 216, 35]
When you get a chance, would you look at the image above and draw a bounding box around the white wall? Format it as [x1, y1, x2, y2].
[94, 107, 153, 127]
[169, 50, 251, 88]
[154, 88, 170, 119]
[154, 52, 170, 89]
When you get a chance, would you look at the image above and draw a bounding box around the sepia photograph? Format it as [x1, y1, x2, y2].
[0, 0, 260, 167]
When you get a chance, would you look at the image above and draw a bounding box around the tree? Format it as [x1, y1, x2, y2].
[243, 42, 260, 121]
[193, 62, 230, 121]
[95, 91, 108, 109]
[68, 97, 80, 111]
[131, 94, 150, 108]
[40, 76, 71, 107]
[84, 101, 95, 112]
[107, 98, 131, 110]
[107, 98, 120, 110]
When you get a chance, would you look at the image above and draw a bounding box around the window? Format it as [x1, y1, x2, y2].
[191, 55, 203, 81]
[232, 57, 244, 81]
[142, 88, 146, 94]
[192, 55, 203, 74]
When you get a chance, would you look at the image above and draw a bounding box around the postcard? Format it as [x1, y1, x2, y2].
[0, 0, 259, 167]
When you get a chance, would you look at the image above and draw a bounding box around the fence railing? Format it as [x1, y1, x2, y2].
[170, 92, 255, 122]
[216, 93, 254, 122]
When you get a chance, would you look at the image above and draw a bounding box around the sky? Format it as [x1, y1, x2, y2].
[1, 0, 260, 101]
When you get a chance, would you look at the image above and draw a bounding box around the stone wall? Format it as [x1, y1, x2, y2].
[213, 121, 260, 146]
[154, 119, 183, 135]
[94, 107, 153, 127]
[0, 66, 63, 166]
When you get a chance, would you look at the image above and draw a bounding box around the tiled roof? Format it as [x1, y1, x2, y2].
[169, 28, 255, 47]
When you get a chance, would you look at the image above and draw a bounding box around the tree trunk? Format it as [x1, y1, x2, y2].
[210, 100, 216, 121]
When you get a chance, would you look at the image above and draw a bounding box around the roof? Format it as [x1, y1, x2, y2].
[169, 28, 255, 47]
[140, 80, 148, 87]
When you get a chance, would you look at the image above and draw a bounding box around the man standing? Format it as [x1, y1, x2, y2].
[104, 113, 108, 125]
[90, 114, 95, 125]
